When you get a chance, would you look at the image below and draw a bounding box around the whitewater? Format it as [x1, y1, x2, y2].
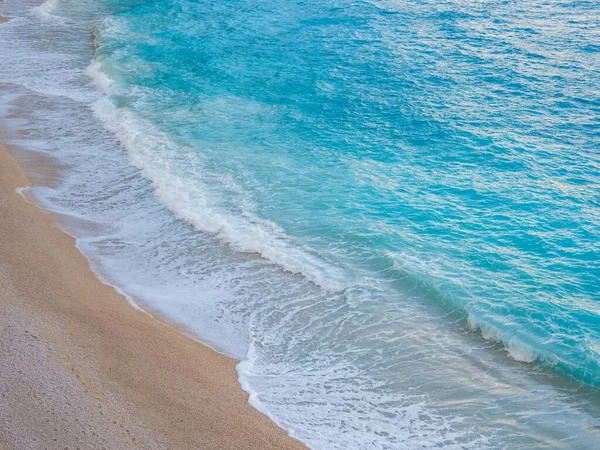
[0, 0, 599, 448]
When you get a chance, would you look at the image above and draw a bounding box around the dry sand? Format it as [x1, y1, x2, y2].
[0, 144, 305, 449]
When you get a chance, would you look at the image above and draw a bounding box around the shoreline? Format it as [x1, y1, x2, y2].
[0, 143, 305, 448]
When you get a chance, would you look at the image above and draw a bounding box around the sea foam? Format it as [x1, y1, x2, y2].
[2, 0, 600, 448]
[31, 0, 60, 20]
[83, 60, 114, 96]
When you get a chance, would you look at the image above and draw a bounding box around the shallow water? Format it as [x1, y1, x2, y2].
[1, 0, 599, 448]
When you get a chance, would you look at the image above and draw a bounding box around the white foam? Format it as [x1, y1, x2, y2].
[237, 339, 487, 450]
[31, 0, 60, 20]
[0, 6, 93, 103]
[83, 60, 114, 96]
[15, 186, 33, 204]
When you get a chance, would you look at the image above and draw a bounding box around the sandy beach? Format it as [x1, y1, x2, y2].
[0, 144, 305, 448]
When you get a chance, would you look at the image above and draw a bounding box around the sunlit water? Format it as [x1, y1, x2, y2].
[1, 0, 599, 448]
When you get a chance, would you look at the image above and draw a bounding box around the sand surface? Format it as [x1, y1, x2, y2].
[0, 144, 305, 449]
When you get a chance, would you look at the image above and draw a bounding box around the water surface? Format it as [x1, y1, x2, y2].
[1, 0, 599, 448]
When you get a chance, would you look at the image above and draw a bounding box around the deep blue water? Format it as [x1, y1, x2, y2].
[1, 0, 600, 448]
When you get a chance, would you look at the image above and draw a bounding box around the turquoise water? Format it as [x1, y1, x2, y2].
[97, 0, 600, 382]
[1, 0, 600, 448]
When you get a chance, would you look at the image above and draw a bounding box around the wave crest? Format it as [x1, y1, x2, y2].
[83, 60, 114, 95]
[31, 0, 60, 20]
[467, 312, 537, 363]
[91, 97, 347, 292]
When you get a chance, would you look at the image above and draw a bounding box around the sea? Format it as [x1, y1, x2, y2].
[1, 0, 599, 448]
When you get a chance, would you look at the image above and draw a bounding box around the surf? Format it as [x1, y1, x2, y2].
[1, 0, 599, 448]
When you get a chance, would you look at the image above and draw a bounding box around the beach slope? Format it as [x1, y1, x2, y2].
[0, 144, 304, 449]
